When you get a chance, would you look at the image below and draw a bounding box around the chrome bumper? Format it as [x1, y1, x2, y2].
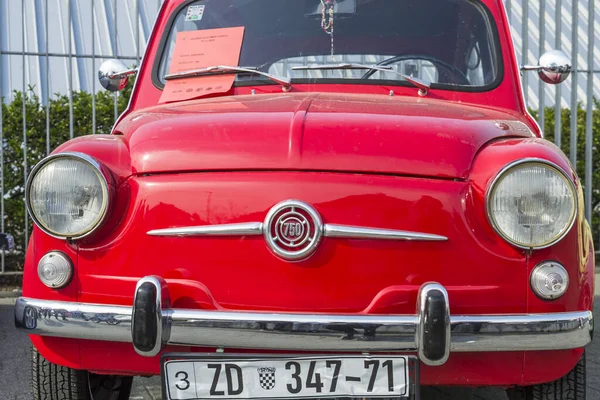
[14, 277, 593, 366]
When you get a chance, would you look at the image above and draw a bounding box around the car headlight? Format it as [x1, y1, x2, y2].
[26, 153, 111, 239]
[486, 159, 576, 249]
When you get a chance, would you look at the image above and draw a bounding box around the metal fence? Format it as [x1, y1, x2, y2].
[0, 0, 598, 274]
[0, 0, 164, 274]
[507, 0, 599, 227]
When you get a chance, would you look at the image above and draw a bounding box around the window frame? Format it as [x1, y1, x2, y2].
[151, 0, 505, 93]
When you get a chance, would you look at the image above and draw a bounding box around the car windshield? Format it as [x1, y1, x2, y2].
[157, 0, 501, 91]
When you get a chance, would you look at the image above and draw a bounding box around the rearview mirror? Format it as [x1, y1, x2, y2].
[98, 59, 138, 92]
[521, 50, 571, 85]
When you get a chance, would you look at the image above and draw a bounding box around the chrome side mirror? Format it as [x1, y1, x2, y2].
[521, 50, 571, 85]
[98, 59, 138, 92]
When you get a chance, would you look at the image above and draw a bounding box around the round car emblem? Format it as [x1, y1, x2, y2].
[264, 200, 323, 261]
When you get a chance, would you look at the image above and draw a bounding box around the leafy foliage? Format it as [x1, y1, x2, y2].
[529, 102, 600, 237]
[1, 83, 132, 271]
[0, 86, 597, 271]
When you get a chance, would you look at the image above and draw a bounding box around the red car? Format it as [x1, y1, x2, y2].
[15, 0, 593, 399]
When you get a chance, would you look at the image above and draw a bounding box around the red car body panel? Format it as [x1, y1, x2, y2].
[116, 93, 535, 178]
[22, 0, 594, 389]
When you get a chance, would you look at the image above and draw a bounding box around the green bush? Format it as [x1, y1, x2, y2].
[530, 100, 600, 238]
[1, 83, 132, 271]
[0, 87, 598, 271]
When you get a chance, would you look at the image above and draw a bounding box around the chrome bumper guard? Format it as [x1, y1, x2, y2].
[14, 277, 593, 366]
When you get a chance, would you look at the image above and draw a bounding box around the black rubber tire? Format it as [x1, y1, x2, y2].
[506, 353, 586, 400]
[32, 347, 133, 400]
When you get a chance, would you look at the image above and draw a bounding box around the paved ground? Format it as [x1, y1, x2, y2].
[1, 294, 599, 400]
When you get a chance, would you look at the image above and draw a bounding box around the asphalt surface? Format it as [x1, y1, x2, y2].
[1, 294, 599, 400]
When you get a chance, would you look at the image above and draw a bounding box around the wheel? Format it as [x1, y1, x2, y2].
[32, 347, 133, 400]
[506, 353, 586, 400]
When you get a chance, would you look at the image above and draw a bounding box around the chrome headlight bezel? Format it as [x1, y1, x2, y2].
[25, 152, 112, 240]
[485, 158, 577, 250]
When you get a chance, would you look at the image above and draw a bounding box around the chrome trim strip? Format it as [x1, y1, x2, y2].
[147, 222, 447, 242]
[147, 200, 447, 242]
[417, 283, 451, 366]
[324, 224, 448, 241]
[147, 222, 264, 237]
[14, 297, 132, 342]
[168, 309, 418, 351]
[450, 311, 593, 351]
[15, 294, 593, 359]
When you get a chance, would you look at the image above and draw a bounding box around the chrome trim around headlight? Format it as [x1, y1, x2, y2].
[25, 152, 112, 240]
[485, 158, 577, 250]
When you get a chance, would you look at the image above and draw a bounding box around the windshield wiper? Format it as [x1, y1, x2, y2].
[292, 63, 430, 96]
[164, 66, 292, 91]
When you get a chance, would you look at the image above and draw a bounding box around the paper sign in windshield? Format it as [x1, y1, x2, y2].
[159, 26, 245, 104]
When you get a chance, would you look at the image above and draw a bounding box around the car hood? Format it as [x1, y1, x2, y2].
[118, 92, 534, 179]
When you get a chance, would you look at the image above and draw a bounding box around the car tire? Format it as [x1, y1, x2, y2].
[506, 352, 586, 400]
[32, 347, 133, 400]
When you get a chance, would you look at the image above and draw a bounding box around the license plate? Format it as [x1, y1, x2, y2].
[162, 355, 416, 399]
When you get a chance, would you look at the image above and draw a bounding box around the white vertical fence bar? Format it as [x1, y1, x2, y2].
[584, 0, 595, 223]
[22, 0, 28, 247]
[570, 0, 578, 166]
[68, 0, 74, 140]
[113, 0, 118, 121]
[45, 0, 50, 155]
[522, 0, 529, 105]
[92, 0, 96, 135]
[136, 0, 140, 64]
[538, 0, 546, 129]
[555, 0, 563, 146]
